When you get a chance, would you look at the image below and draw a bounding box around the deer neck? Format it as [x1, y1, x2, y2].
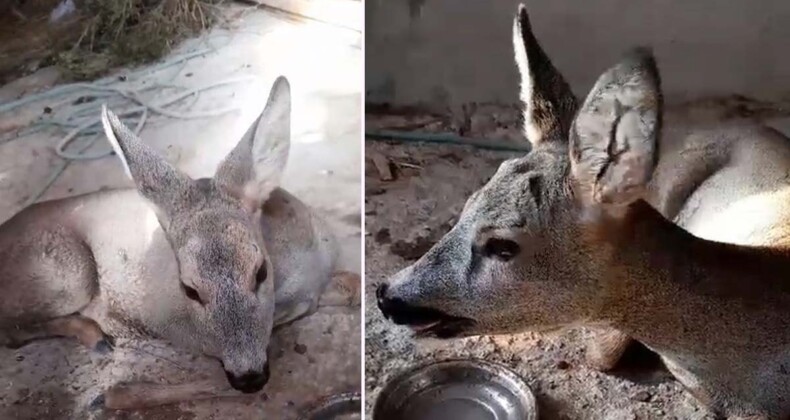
[585, 200, 790, 352]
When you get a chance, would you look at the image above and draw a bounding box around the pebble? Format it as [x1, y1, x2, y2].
[632, 390, 652, 402]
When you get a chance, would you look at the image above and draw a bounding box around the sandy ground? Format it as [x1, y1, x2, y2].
[364, 103, 790, 419]
[0, 4, 361, 420]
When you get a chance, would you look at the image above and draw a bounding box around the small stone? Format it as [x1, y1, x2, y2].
[371, 152, 394, 181]
[390, 236, 435, 261]
[632, 390, 652, 402]
[374, 228, 391, 244]
[20, 58, 41, 74]
[555, 360, 570, 370]
[15, 355, 24, 362]
[294, 343, 307, 354]
[274, 348, 286, 359]
[366, 187, 386, 196]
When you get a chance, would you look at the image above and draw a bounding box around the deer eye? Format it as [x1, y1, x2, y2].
[482, 238, 521, 262]
[182, 283, 204, 305]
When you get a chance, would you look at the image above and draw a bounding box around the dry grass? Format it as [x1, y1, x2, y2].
[54, 0, 222, 80]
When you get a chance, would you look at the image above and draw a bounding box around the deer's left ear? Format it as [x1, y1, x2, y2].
[569, 47, 662, 208]
[214, 76, 291, 210]
[512, 3, 578, 145]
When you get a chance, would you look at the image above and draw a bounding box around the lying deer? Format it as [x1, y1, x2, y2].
[377, 5, 790, 419]
[0, 76, 357, 405]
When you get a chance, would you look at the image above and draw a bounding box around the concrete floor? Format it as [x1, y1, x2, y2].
[0, 4, 361, 419]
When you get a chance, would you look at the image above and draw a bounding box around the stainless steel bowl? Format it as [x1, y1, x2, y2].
[373, 359, 538, 420]
[298, 392, 362, 420]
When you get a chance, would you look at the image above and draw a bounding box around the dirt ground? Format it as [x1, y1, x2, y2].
[0, 3, 361, 420]
[363, 102, 790, 420]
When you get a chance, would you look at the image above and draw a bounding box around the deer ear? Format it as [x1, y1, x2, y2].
[512, 3, 578, 145]
[101, 106, 196, 216]
[215, 76, 291, 210]
[569, 48, 662, 208]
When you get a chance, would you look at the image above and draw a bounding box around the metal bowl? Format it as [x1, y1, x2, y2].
[373, 359, 538, 420]
[298, 392, 362, 420]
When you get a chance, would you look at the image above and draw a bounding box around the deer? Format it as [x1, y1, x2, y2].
[377, 5, 790, 419]
[0, 76, 359, 408]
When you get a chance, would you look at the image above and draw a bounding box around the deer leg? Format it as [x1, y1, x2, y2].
[274, 299, 316, 328]
[318, 270, 360, 307]
[4, 313, 114, 353]
[92, 378, 239, 410]
[585, 327, 632, 371]
[273, 271, 360, 327]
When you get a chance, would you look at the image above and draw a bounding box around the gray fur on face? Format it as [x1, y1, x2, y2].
[100, 77, 291, 377]
[387, 145, 591, 334]
[385, 9, 662, 335]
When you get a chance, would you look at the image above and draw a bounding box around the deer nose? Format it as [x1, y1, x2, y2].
[376, 283, 394, 316]
[377, 283, 419, 323]
[377, 283, 459, 327]
[225, 362, 270, 393]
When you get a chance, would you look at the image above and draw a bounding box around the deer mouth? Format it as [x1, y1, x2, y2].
[376, 289, 475, 338]
[389, 308, 475, 339]
[409, 316, 476, 338]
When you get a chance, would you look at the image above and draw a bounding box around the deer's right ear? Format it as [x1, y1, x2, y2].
[569, 48, 663, 208]
[513, 3, 577, 145]
[215, 76, 291, 211]
[101, 106, 196, 216]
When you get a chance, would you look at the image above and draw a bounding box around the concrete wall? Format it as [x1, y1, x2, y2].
[366, 0, 790, 109]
